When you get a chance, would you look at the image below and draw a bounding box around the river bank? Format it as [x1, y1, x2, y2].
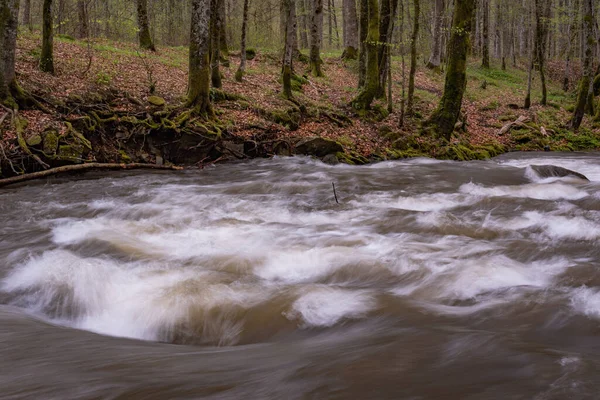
[1, 32, 599, 180]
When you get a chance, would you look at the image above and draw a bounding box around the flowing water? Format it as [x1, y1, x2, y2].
[1, 153, 600, 399]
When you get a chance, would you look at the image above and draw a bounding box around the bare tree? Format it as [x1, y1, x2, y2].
[188, 0, 212, 115]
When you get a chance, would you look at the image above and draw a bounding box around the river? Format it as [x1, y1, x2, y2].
[1, 153, 599, 399]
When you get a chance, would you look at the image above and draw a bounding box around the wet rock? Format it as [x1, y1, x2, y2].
[322, 154, 339, 165]
[221, 141, 245, 158]
[294, 137, 343, 157]
[530, 165, 589, 181]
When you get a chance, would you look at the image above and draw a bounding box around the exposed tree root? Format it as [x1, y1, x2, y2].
[0, 163, 183, 188]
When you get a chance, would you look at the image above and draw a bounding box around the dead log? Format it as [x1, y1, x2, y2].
[0, 163, 183, 188]
[498, 115, 531, 135]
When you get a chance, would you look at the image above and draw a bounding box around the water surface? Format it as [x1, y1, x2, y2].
[1, 153, 600, 399]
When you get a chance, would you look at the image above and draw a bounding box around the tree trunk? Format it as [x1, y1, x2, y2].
[481, 0, 490, 68]
[426, 0, 444, 70]
[188, 0, 212, 115]
[0, 0, 20, 106]
[570, 0, 593, 129]
[310, 0, 324, 76]
[342, 0, 358, 58]
[299, 0, 309, 48]
[351, 0, 379, 110]
[377, 0, 399, 97]
[22, 0, 32, 31]
[77, 1, 89, 39]
[136, 0, 155, 51]
[358, 0, 367, 85]
[426, 0, 476, 140]
[283, 0, 297, 98]
[218, 0, 229, 65]
[406, 0, 419, 114]
[40, 0, 54, 74]
[235, 0, 250, 82]
[535, 0, 551, 106]
[210, 0, 223, 88]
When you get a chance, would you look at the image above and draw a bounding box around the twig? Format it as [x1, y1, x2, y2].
[332, 182, 339, 204]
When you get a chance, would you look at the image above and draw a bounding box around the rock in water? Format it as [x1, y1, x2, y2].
[294, 137, 343, 157]
[530, 165, 589, 181]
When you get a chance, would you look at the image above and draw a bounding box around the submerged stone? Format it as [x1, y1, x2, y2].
[530, 165, 589, 181]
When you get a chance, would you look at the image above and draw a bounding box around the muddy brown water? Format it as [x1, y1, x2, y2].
[1, 153, 600, 399]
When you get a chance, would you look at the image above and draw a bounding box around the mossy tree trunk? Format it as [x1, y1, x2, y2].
[309, 0, 324, 76]
[0, 0, 20, 106]
[377, 0, 398, 97]
[351, 0, 379, 110]
[570, 0, 593, 129]
[235, 0, 250, 82]
[427, 0, 445, 70]
[481, 0, 490, 68]
[341, 0, 358, 59]
[406, 0, 419, 114]
[40, 0, 54, 74]
[299, 0, 309, 48]
[188, 0, 213, 115]
[210, 0, 222, 88]
[357, 0, 368, 86]
[282, 0, 297, 99]
[425, 0, 476, 140]
[136, 0, 155, 51]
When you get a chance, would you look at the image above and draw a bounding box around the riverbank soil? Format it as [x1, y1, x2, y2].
[1, 32, 599, 178]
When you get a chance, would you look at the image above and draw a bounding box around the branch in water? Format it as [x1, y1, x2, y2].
[0, 163, 183, 188]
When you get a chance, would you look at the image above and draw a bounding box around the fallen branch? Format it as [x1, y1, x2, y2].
[498, 115, 531, 136]
[0, 163, 183, 188]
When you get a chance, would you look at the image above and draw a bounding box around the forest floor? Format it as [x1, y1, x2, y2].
[1, 31, 599, 174]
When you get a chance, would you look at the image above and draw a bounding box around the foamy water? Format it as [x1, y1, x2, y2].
[1, 152, 599, 398]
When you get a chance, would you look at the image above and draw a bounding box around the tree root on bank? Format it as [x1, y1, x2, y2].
[0, 163, 183, 188]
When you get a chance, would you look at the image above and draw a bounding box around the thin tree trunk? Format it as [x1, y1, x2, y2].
[341, 0, 358, 58]
[427, 0, 444, 70]
[426, 0, 476, 140]
[210, 0, 223, 88]
[331, 0, 339, 45]
[283, 0, 297, 98]
[406, 0, 419, 114]
[136, 0, 156, 51]
[310, 0, 324, 76]
[481, 0, 490, 67]
[328, 0, 333, 46]
[188, 0, 212, 115]
[358, 0, 368, 85]
[398, 0, 406, 126]
[40, 0, 54, 74]
[235, 0, 250, 81]
[378, 0, 398, 97]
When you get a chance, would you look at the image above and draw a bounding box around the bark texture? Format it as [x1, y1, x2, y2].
[40, 0, 55, 74]
[352, 0, 379, 109]
[427, 0, 444, 69]
[310, 0, 324, 76]
[342, 0, 358, 59]
[406, 0, 419, 114]
[235, 0, 250, 82]
[426, 0, 476, 140]
[0, 0, 20, 104]
[570, 0, 593, 129]
[136, 0, 156, 51]
[188, 0, 212, 115]
[283, 0, 297, 98]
